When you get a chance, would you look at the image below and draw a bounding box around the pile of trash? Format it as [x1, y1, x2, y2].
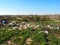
[8, 22, 40, 30]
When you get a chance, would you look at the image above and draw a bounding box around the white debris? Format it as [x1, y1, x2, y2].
[47, 25, 50, 27]
[39, 30, 48, 34]
[44, 30, 48, 34]
[13, 27, 17, 30]
[56, 27, 59, 29]
[24, 25, 27, 29]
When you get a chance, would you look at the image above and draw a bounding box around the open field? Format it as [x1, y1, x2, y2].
[0, 15, 60, 45]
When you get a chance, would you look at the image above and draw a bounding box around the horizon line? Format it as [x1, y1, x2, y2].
[0, 14, 60, 15]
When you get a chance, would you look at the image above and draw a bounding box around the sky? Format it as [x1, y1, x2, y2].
[0, 0, 60, 15]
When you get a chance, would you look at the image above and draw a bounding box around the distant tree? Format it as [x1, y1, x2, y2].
[33, 15, 40, 22]
[40, 16, 50, 21]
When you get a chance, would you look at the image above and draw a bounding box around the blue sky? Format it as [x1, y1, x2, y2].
[0, 0, 60, 15]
